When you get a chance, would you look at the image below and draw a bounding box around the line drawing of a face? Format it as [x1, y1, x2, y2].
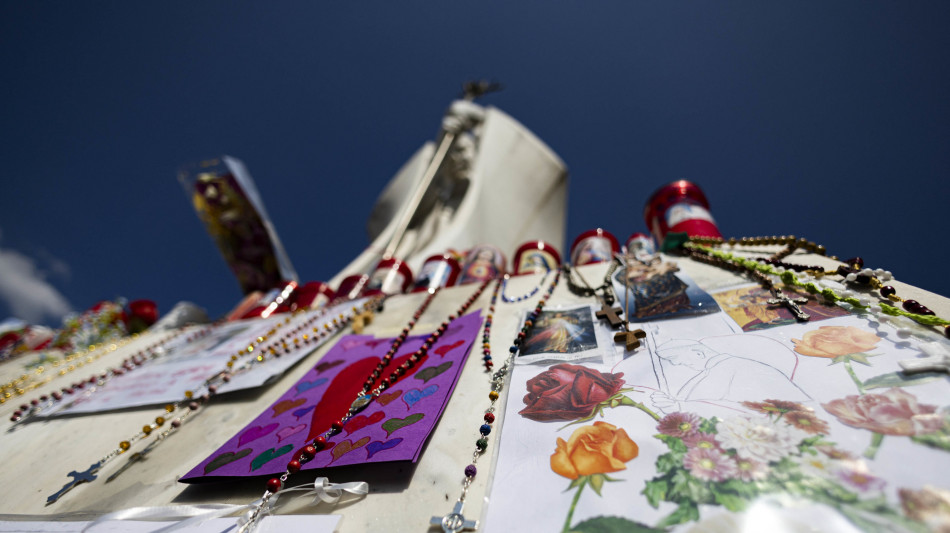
[656, 341, 709, 371]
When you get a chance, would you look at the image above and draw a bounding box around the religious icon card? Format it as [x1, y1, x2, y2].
[516, 305, 611, 365]
[611, 259, 720, 322]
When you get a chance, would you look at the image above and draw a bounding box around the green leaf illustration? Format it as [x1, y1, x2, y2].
[571, 516, 665, 533]
[589, 474, 605, 496]
[911, 432, 950, 452]
[713, 491, 747, 512]
[642, 479, 668, 508]
[863, 371, 944, 390]
[656, 501, 699, 528]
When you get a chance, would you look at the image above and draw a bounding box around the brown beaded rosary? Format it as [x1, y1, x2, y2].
[683, 235, 950, 336]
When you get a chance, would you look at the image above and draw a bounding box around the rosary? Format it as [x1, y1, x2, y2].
[239, 281, 492, 532]
[681, 235, 950, 338]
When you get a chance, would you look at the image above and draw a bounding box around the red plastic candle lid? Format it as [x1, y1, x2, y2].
[570, 229, 619, 266]
[336, 274, 370, 300]
[412, 254, 462, 292]
[643, 180, 722, 245]
[513, 240, 561, 275]
[367, 258, 414, 295]
[294, 281, 335, 310]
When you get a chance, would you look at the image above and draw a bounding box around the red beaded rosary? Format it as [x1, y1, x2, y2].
[243, 281, 492, 529]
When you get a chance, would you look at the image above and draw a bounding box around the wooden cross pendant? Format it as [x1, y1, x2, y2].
[595, 304, 625, 329]
[47, 460, 103, 505]
[431, 501, 478, 533]
[767, 289, 811, 322]
[614, 329, 646, 351]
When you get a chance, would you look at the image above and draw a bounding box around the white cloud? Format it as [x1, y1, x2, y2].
[0, 247, 73, 324]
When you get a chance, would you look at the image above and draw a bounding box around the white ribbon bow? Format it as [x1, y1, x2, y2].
[81, 478, 368, 532]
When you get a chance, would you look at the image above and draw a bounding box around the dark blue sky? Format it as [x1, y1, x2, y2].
[1, 2, 948, 325]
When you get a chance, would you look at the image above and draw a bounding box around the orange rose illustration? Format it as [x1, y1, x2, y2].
[792, 326, 881, 359]
[551, 421, 638, 479]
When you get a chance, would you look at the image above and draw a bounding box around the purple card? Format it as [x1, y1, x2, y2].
[180, 311, 482, 481]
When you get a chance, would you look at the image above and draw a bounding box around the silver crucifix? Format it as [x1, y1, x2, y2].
[767, 289, 810, 321]
[431, 501, 478, 533]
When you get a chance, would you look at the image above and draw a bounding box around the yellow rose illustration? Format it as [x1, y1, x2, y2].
[792, 326, 881, 359]
[551, 421, 638, 479]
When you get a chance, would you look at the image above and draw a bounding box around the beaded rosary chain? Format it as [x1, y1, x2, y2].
[255, 281, 491, 509]
[46, 298, 380, 504]
[9, 325, 217, 424]
[1, 333, 144, 403]
[687, 242, 950, 338]
[563, 260, 619, 303]
[429, 268, 561, 531]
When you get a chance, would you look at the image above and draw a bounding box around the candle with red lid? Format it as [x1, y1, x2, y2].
[411, 254, 461, 292]
[570, 229, 619, 266]
[643, 180, 722, 245]
[512, 240, 561, 275]
[458, 245, 506, 284]
[365, 258, 413, 296]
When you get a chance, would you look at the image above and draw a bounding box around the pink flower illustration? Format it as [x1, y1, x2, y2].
[822, 388, 943, 436]
[656, 412, 701, 438]
[734, 456, 769, 481]
[683, 448, 737, 482]
[682, 431, 721, 451]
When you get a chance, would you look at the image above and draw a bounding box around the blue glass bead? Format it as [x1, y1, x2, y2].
[480, 424, 491, 435]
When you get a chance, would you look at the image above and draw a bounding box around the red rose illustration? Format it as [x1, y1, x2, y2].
[519, 363, 625, 422]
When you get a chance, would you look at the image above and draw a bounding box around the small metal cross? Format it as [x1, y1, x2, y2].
[47, 460, 103, 505]
[767, 289, 811, 322]
[595, 305, 625, 329]
[431, 501, 478, 533]
[614, 328, 646, 351]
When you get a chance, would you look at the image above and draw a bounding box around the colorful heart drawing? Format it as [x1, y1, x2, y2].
[272, 398, 306, 417]
[414, 361, 453, 384]
[315, 359, 345, 374]
[238, 423, 279, 447]
[345, 411, 385, 435]
[403, 385, 438, 409]
[276, 424, 306, 442]
[330, 436, 370, 462]
[434, 339, 465, 357]
[366, 438, 403, 459]
[292, 405, 316, 420]
[382, 413, 425, 437]
[204, 448, 252, 474]
[376, 390, 402, 406]
[250, 444, 294, 471]
[294, 378, 328, 396]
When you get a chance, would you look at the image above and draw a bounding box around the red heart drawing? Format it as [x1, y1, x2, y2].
[434, 339, 465, 357]
[345, 411, 385, 435]
[376, 390, 402, 406]
[307, 348, 427, 443]
[272, 398, 306, 417]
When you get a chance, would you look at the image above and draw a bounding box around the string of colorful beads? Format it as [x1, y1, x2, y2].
[690, 234, 835, 261]
[499, 269, 550, 303]
[1, 333, 143, 403]
[44, 298, 382, 497]
[457, 268, 560, 505]
[480, 281, 501, 371]
[105, 298, 383, 478]
[258, 281, 491, 506]
[8, 326, 212, 423]
[688, 244, 950, 337]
